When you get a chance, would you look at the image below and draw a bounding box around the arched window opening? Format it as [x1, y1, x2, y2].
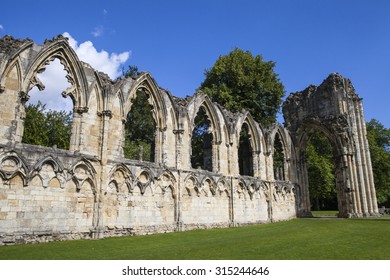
[124, 90, 156, 162]
[238, 123, 253, 176]
[22, 59, 73, 149]
[273, 133, 285, 180]
[191, 107, 213, 171]
[306, 131, 337, 211]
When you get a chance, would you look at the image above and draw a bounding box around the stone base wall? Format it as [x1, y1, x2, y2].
[0, 231, 92, 246]
[0, 145, 297, 245]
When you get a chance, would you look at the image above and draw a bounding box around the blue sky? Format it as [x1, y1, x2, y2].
[1, 0, 389, 127]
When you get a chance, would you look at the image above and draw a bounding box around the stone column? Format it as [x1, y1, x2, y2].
[160, 127, 167, 165]
[212, 141, 220, 172]
[252, 150, 261, 177]
[70, 107, 88, 151]
[173, 129, 184, 170]
[297, 150, 311, 216]
[95, 109, 112, 238]
[351, 100, 369, 215]
[357, 100, 379, 215]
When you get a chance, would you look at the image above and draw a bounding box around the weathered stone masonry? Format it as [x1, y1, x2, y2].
[0, 35, 379, 245]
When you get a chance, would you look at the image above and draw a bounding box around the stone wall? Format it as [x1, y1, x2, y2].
[0, 35, 378, 245]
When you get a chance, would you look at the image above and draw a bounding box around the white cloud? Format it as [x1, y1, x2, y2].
[91, 25, 104, 38]
[27, 59, 73, 112]
[27, 32, 130, 112]
[0, 24, 4, 31]
[64, 32, 130, 79]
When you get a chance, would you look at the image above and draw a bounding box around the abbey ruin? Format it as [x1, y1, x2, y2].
[0, 35, 379, 245]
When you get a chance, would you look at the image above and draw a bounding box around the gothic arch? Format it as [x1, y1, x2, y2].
[156, 170, 177, 198]
[184, 173, 200, 196]
[200, 176, 217, 196]
[216, 177, 231, 196]
[235, 112, 266, 177]
[0, 36, 33, 81]
[188, 92, 222, 144]
[0, 151, 29, 186]
[123, 72, 167, 130]
[0, 56, 24, 144]
[108, 164, 133, 193]
[29, 155, 66, 188]
[0, 57, 23, 92]
[283, 73, 378, 217]
[268, 124, 294, 181]
[236, 112, 264, 153]
[88, 81, 104, 114]
[32, 155, 65, 173]
[22, 35, 89, 108]
[134, 168, 154, 195]
[70, 159, 97, 194]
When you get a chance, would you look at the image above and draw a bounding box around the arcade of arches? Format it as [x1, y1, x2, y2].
[0, 35, 379, 244]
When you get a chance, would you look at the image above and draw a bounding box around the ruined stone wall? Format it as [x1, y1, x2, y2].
[0, 35, 378, 245]
[0, 35, 298, 245]
[283, 73, 379, 217]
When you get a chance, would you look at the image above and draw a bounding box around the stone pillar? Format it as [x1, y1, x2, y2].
[357, 100, 379, 215]
[211, 140, 218, 172]
[95, 109, 112, 238]
[173, 129, 184, 170]
[350, 100, 369, 215]
[297, 151, 311, 216]
[70, 106, 88, 151]
[345, 154, 359, 215]
[252, 150, 261, 177]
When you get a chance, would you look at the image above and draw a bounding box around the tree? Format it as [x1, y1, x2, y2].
[124, 90, 156, 161]
[200, 48, 285, 126]
[191, 107, 212, 170]
[22, 101, 72, 149]
[306, 131, 337, 210]
[366, 119, 390, 206]
[122, 65, 140, 78]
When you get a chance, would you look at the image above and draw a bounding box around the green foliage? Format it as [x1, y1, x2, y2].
[122, 65, 140, 78]
[306, 132, 336, 210]
[124, 90, 156, 161]
[366, 119, 390, 206]
[22, 101, 72, 149]
[2, 218, 390, 260]
[191, 107, 212, 170]
[200, 48, 285, 126]
[273, 134, 284, 180]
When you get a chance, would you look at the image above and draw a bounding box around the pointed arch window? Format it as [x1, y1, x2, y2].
[273, 133, 285, 180]
[124, 89, 156, 162]
[22, 59, 73, 150]
[238, 123, 253, 176]
[191, 106, 213, 171]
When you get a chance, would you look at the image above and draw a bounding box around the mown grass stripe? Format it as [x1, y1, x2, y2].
[1, 217, 389, 260]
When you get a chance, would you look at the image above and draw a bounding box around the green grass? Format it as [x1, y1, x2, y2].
[311, 210, 339, 217]
[1, 217, 390, 260]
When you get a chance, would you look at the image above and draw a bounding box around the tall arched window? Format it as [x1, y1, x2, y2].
[124, 90, 156, 162]
[191, 107, 213, 171]
[238, 123, 253, 176]
[306, 130, 336, 211]
[22, 59, 73, 150]
[273, 133, 285, 180]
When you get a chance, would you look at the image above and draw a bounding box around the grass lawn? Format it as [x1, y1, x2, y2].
[1, 217, 389, 260]
[311, 210, 339, 217]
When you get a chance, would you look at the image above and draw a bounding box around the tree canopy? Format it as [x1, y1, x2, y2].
[306, 131, 337, 210]
[124, 90, 156, 161]
[22, 101, 72, 150]
[200, 48, 285, 126]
